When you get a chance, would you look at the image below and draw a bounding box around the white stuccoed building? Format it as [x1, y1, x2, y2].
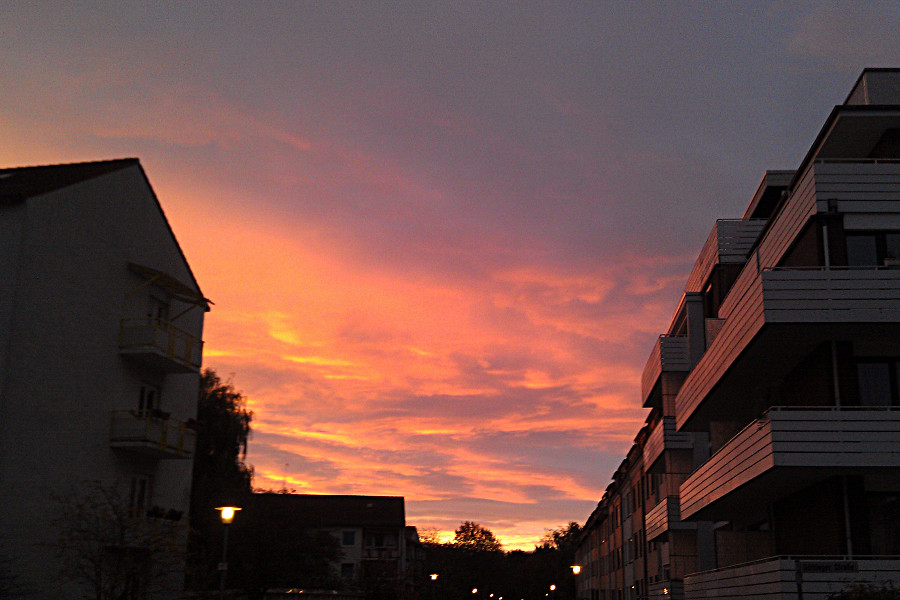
[0, 159, 208, 598]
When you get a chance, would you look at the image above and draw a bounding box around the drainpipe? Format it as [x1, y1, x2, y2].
[842, 477, 854, 557]
[831, 342, 841, 407]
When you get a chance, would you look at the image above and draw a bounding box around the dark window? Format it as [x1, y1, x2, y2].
[129, 475, 151, 517]
[342, 531, 356, 546]
[341, 563, 355, 579]
[856, 360, 900, 406]
[139, 384, 160, 413]
[847, 232, 900, 266]
[868, 494, 900, 554]
[147, 295, 170, 321]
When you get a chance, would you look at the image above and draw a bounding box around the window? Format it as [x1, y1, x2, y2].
[868, 494, 900, 554]
[139, 384, 160, 413]
[857, 360, 900, 406]
[341, 563, 355, 579]
[147, 295, 170, 321]
[847, 232, 900, 266]
[129, 475, 152, 517]
[342, 531, 356, 546]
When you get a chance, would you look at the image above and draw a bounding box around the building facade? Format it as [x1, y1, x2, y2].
[576, 69, 900, 600]
[250, 493, 420, 598]
[0, 160, 207, 597]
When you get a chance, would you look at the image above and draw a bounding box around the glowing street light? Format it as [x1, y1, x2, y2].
[216, 506, 241, 600]
[571, 564, 582, 575]
[430, 573, 439, 581]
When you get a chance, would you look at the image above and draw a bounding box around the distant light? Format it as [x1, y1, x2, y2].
[550, 584, 556, 591]
[430, 573, 439, 581]
[472, 588, 478, 594]
[571, 565, 582, 575]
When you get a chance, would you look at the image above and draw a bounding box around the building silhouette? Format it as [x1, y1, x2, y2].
[576, 69, 900, 600]
[0, 159, 207, 597]
[249, 493, 420, 598]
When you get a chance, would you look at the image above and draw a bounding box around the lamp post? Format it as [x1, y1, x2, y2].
[216, 506, 241, 600]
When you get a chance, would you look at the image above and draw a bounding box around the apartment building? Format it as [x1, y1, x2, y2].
[576, 69, 900, 600]
[249, 493, 420, 597]
[0, 159, 207, 597]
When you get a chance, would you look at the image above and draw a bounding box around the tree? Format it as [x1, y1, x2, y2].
[417, 528, 444, 546]
[52, 481, 183, 600]
[453, 521, 502, 552]
[534, 522, 582, 600]
[186, 369, 254, 590]
[537, 521, 582, 555]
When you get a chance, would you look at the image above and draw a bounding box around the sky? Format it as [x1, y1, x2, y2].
[3, 1, 900, 550]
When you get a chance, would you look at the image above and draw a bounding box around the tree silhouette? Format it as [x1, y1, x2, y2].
[453, 521, 502, 552]
[186, 369, 254, 591]
[51, 481, 183, 600]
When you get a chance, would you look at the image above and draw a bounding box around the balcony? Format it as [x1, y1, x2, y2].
[684, 556, 900, 600]
[119, 318, 203, 373]
[675, 267, 900, 430]
[679, 408, 900, 521]
[110, 410, 196, 459]
[646, 496, 696, 542]
[362, 547, 400, 560]
[684, 219, 767, 294]
[644, 417, 694, 471]
[641, 336, 691, 408]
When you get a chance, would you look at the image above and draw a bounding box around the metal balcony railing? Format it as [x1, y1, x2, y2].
[110, 410, 197, 458]
[119, 317, 203, 372]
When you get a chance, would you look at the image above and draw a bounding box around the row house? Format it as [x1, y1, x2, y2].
[249, 493, 421, 597]
[577, 69, 900, 600]
[0, 160, 208, 598]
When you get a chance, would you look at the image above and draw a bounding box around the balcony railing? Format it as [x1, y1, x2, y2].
[643, 417, 694, 471]
[763, 266, 900, 322]
[684, 219, 767, 294]
[362, 547, 400, 560]
[645, 496, 696, 542]
[119, 318, 203, 373]
[676, 266, 900, 429]
[684, 556, 900, 600]
[641, 335, 691, 407]
[679, 407, 900, 521]
[110, 410, 197, 459]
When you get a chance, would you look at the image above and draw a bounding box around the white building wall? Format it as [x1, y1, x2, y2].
[0, 163, 204, 598]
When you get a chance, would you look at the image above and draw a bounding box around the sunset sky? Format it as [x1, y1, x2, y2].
[3, 2, 900, 549]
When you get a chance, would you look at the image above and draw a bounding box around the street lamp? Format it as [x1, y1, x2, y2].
[430, 573, 439, 581]
[216, 506, 241, 600]
[571, 565, 582, 575]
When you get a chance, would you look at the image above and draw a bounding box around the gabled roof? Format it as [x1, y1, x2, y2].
[250, 493, 406, 529]
[0, 158, 208, 307]
[0, 158, 138, 204]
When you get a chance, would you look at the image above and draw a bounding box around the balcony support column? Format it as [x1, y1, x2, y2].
[685, 293, 705, 367]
